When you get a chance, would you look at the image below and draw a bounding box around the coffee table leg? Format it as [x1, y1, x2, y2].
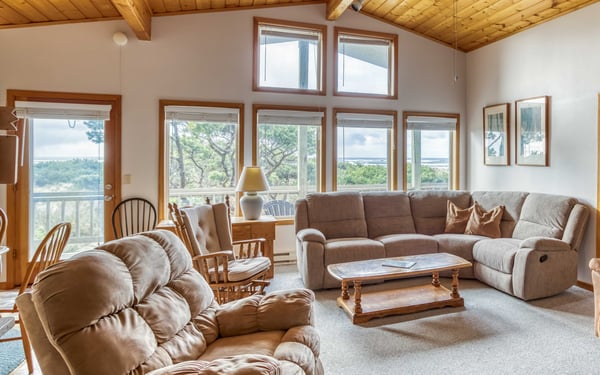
[341, 280, 349, 300]
[432, 271, 440, 287]
[354, 280, 362, 314]
[451, 269, 460, 298]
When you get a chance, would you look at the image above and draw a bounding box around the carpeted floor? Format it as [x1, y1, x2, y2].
[267, 264, 600, 375]
[0, 329, 25, 375]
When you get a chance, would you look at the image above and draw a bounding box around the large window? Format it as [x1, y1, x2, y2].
[160, 101, 242, 216]
[334, 27, 397, 98]
[403, 112, 459, 191]
[254, 105, 325, 211]
[254, 18, 326, 95]
[334, 109, 397, 191]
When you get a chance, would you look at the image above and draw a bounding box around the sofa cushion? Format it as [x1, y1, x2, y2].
[363, 192, 416, 238]
[465, 204, 505, 238]
[323, 238, 386, 266]
[376, 233, 438, 257]
[444, 200, 474, 233]
[305, 192, 368, 239]
[512, 193, 576, 240]
[472, 238, 521, 274]
[471, 191, 528, 238]
[408, 190, 472, 235]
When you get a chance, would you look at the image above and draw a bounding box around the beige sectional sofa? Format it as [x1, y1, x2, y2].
[295, 190, 589, 300]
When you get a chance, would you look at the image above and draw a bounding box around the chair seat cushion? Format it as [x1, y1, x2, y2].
[473, 238, 520, 274]
[214, 257, 271, 282]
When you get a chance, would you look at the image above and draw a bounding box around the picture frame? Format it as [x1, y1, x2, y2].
[483, 103, 510, 166]
[515, 96, 549, 166]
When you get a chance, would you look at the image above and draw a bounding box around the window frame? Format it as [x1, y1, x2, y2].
[253, 17, 327, 96]
[334, 27, 398, 99]
[252, 104, 327, 213]
[402, 111, 460, 191]
[158, 100, 244, 219]
[332, 108, 398, 191]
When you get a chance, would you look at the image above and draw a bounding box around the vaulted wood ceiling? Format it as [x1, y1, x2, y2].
[0, 0, 597, 51]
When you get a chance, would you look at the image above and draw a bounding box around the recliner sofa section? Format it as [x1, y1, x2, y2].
[295, 190, 589, 300]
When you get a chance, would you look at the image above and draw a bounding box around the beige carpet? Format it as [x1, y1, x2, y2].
[267, 264, 600, 375]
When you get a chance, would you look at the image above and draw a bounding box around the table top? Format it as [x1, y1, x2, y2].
[327, 253, 472, 282]
[230, 215, 276, 224]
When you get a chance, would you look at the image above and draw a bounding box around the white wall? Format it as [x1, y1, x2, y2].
[466, 4, 600, 282]
[0, 4, 465, 280]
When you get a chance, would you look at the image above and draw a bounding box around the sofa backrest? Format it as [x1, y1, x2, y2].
[27, 230, 219, 374]
[408, 190, 471, 235]
[512, 193, 577, 240]
[471, 191, 528, 238]
[302, 192, 368, 239]
[363, 192, 416, 238]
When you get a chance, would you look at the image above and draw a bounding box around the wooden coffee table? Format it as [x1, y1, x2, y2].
[327, 253, 472, 324]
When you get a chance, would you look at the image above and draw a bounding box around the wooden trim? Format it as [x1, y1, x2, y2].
[5, 89, 121, 287]
[402, 111, 460, 191]
[597, 93, 600, 258]
[332, 107, 398, 191]
[576, 280, 592, 292]
[158, 99, 244, 219]
[252, 103, 327, 192]
[252, 17, 327, 96]
[333, 26, 398, 100]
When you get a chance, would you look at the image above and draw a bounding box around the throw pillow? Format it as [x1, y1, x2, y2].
[465, 204, 505, 238]
[444, 200, 475, 234]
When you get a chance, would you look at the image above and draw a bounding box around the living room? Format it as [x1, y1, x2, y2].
[1, 1, 600, 373]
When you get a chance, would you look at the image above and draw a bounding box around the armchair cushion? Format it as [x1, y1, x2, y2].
[224, 257, 271, 282]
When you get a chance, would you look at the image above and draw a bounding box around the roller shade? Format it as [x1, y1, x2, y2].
[336, 112, 394, 128]
[257, 109, 324, 126]
[406, 116, 457, 131]
[14, 101, 112, 121]
[165, 106, 239, 123]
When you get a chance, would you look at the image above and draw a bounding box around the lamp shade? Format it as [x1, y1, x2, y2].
[236, 166, 270, 192]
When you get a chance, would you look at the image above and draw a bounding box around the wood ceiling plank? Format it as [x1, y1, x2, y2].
[47, 0, 86, 19]
[0, 0, 30, 23]
[417, 0, 490, 35]
[91, 0, 120, 16]
[196, 0, 211, 9]
[26, 0, 70, 20]
[225, 0, 239, 8]
[210, 0, 225, 8]
[163, 0, 181, 11]
[3, 0, 49, 22]
[72, 0, 104, 17]
[238, 0, 254, 6]
[111, 0, 152, 40]
[326, 0, 352, 19]
[180, 0, 196, 10]
[146, 0, 166, 12]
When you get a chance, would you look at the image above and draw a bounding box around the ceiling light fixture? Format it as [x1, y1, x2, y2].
[351, 0, 364, 12]
[452, 0, 459, 83]
[113, 31, 128, 46]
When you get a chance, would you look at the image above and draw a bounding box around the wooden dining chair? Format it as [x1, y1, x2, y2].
[0, 221, 71, 374]
[111, 197, 157, 239]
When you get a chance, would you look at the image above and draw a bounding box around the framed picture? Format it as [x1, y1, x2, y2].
[516, 96, 549, 166]
[483, 103, 510, 165]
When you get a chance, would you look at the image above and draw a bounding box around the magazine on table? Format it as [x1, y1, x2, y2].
[382, 260, 416, 269]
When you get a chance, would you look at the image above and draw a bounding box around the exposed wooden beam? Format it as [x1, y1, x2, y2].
[111, 0, 152, 40]
[326, 0, 354, 20]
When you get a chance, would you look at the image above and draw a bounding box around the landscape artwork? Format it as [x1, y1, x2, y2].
[516, 96, 549, 166]
[483, 103, 509, 166]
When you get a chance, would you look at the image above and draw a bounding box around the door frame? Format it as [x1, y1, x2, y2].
[3, 89, 121, 288]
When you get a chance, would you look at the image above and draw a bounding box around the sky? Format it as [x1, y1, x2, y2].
[32, 119, 104, 160]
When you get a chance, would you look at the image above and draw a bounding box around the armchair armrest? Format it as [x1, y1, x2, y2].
[216, 288, 315, 337]
[297, 228, 326, 244]
[192, 251, 234, 283]
[233, 238, 266, 259]
[519, 237, 571, 252]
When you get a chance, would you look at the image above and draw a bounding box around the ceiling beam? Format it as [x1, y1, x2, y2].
[326, 0, 354, 20]
[111, 0, 152, 40]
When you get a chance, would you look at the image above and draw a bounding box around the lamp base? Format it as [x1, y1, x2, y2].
[240, 193, 263, 220]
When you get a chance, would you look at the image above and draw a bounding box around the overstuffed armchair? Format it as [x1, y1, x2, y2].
[16, 230, 323, 375]
[170, 202, 272, 303]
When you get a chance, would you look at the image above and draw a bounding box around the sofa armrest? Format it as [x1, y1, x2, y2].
[519, 237, 571, 252]
[147, 354, 280, 375]
[297, 228, 326, 244]
[216, 289, 315, 337]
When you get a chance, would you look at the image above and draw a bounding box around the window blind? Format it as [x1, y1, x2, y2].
[164, 106, 239, 123]
[257, 109, 324, 126]
[406, 116, 457, 131]
[336, 112, 394, 128]
[14, 101, 112, 120]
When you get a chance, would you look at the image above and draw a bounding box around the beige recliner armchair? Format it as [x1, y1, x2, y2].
[16, 230, 323, 375]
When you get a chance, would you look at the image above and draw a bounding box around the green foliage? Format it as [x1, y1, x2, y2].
[337, 162, 387, 185]
[33, 158, 103, 191]
[84, 120, 104, 144]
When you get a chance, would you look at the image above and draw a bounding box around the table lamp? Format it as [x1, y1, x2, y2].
[235, 166, 270, 220]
